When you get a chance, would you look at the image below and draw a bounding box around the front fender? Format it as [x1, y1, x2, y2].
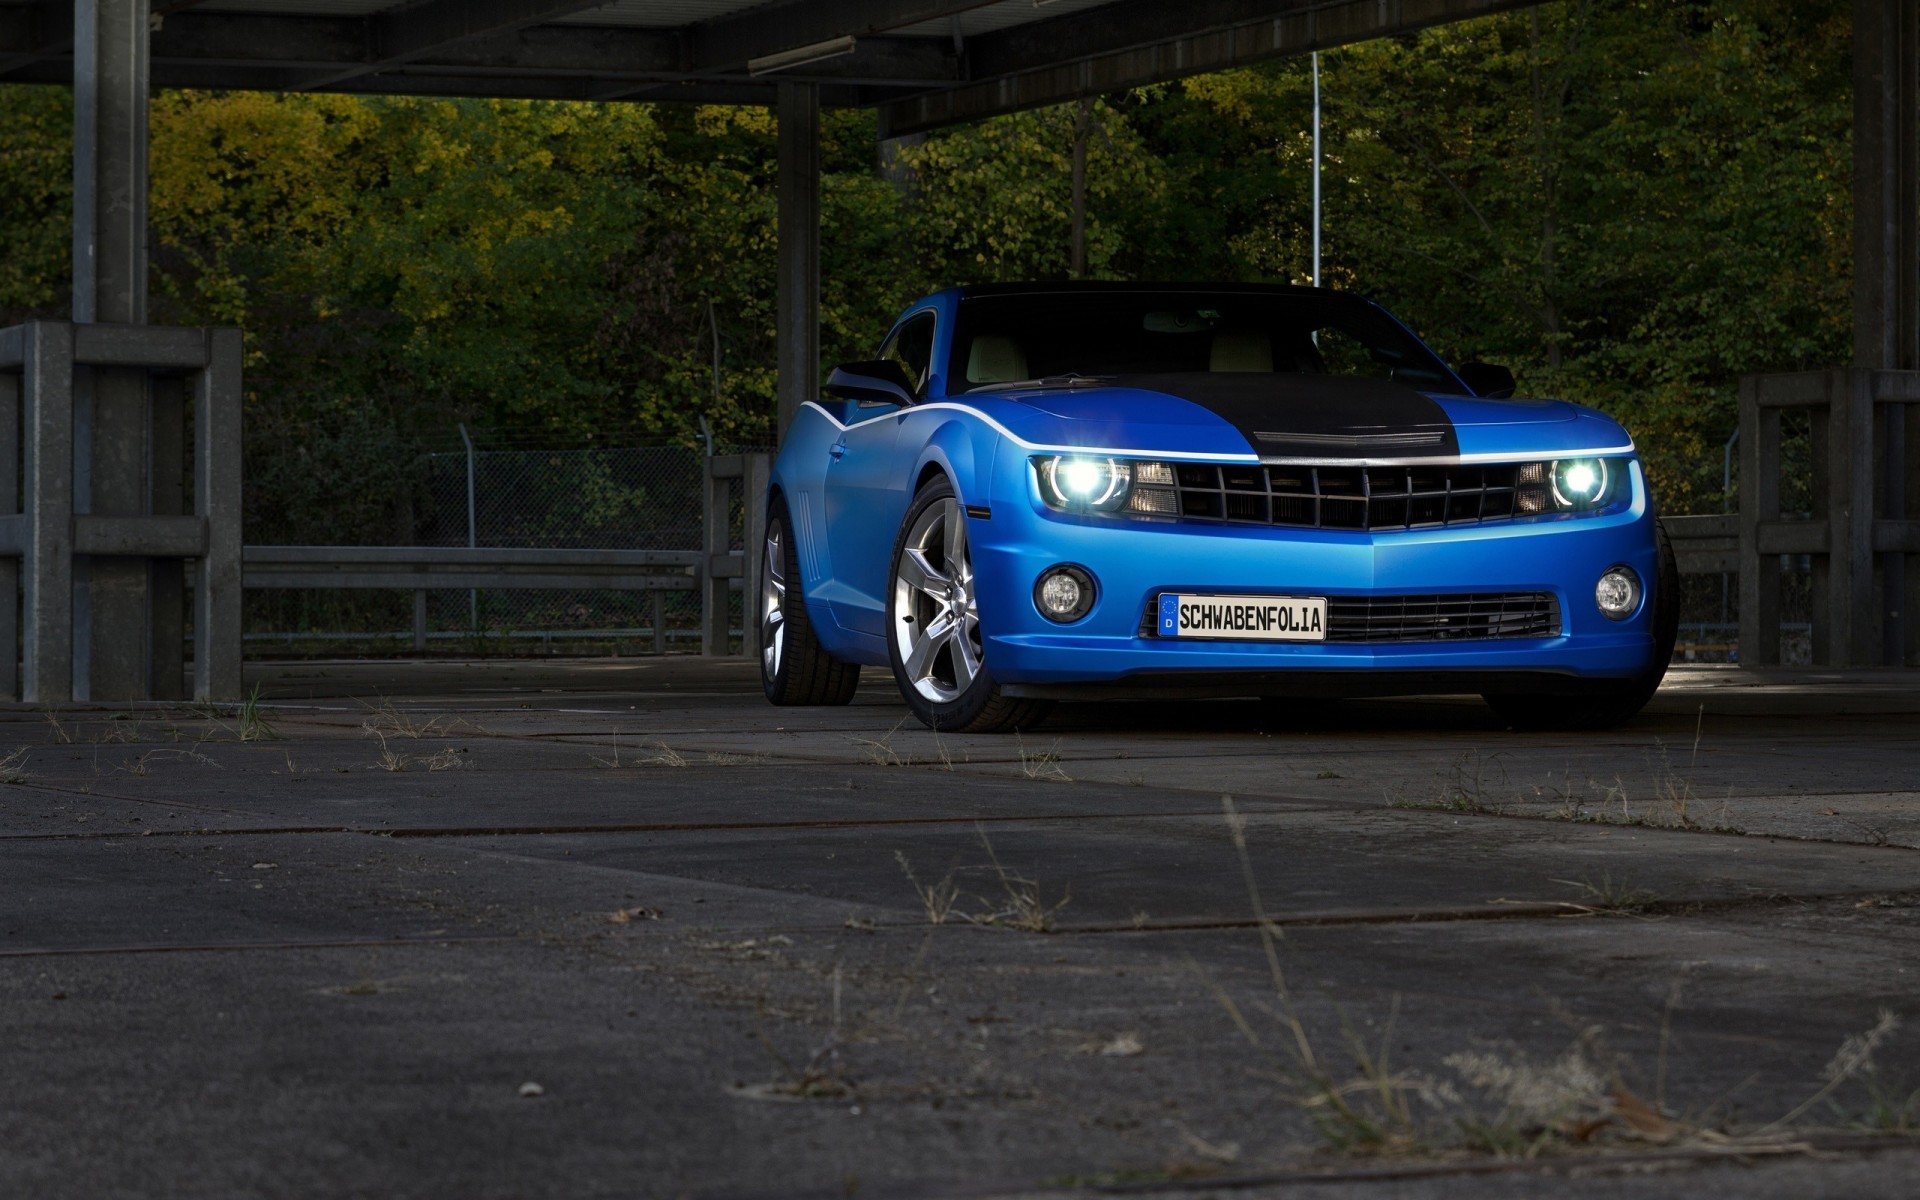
[908, 413, 1000, 506]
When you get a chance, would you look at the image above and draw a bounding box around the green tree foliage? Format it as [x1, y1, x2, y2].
[1143, 0, 1850, 509]
[0, 84, 73, 322]
[0, 0, 1852, 544]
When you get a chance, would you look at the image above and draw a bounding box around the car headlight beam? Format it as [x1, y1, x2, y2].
[1036, 456, 1131, 512]
[1550, 458, 1609, 510]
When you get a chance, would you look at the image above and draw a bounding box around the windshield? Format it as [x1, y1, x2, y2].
[946, 290, 1467, 396]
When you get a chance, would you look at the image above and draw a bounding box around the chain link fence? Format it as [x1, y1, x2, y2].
[419, 443, 702, 648]
[246, 438, 767, 656]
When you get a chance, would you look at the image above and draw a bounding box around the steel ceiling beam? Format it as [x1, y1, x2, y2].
[293, 0, 612, 91]
[879, 0, 1549, 135]
[685, 0, 993, 72]
[0, 48, 882, 106]
[2, 7, 956, 94]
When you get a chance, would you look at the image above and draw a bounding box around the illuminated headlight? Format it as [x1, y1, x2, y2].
[1595, 566, 1642, 620]
[1551, 459, 1610, 509]
[1036, 456, 1131, 512]
[1514, 459, 1616, 513]
[1034, 565, 1096, 622]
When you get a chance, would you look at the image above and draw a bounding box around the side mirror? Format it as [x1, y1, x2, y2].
[825, 360, 916, 407]
[1456, 361, 1516, 399]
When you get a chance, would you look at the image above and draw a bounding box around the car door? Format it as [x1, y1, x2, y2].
[822, 311, 936, 638]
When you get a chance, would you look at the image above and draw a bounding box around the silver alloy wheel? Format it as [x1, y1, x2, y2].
[891, 497, 980, 703]
[761, 522, 786, 680]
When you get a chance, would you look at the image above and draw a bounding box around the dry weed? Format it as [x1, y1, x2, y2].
[1015, 732, 1071, 782]
[849, 717, 909, 767]
[638, 742, 687, 768]
[0, 746, 31, 784]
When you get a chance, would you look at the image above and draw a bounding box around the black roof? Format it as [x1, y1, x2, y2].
[0, 0, 1543, 136]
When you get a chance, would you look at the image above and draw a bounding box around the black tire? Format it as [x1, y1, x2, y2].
[885, 478, 1051, 733]
[761, 497, 859, 707]
[1483, 520, 1680, 731]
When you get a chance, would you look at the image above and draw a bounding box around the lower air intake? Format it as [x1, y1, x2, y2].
[1139, 592, 1562, 643]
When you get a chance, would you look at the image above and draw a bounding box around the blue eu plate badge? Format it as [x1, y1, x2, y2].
[1158, 594, 1180, 635]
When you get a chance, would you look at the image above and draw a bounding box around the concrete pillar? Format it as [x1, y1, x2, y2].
[1854, 0, 1920, 664]
[775, 82, 820, 444]
[73, 0, 154, 700]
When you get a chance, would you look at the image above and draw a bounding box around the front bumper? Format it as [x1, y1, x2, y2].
[973, 460, 1661, 691]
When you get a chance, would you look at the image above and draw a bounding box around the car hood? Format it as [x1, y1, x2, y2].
[957, 374, 1630, 460]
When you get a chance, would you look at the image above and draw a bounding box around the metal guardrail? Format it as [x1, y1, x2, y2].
[242, 546, 699, 590]
[242, 453, 773, 658]
[242, 546, 703, 656]
[1661, 514, 1737, 576]
[243, 513, 1737, 658]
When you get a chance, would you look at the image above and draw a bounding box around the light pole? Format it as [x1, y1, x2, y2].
[1311, 50, 1322, 287]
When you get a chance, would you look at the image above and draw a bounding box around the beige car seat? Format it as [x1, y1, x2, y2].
[967, 335, 1029, 384]
[1209, 331, 1274, 373]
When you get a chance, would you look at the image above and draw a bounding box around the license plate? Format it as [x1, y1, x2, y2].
[1158, 593, 1327, 641]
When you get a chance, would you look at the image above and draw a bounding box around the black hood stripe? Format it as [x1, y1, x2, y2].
[1111, 373, 1460, 461]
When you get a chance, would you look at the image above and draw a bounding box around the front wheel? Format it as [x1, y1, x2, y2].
[886, 479, 1050, 733]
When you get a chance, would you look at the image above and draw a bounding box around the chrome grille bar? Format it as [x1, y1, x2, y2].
[1166, 463, 1523, 531]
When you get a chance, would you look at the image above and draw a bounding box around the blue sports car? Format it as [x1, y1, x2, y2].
[761, 283, 1676, 732]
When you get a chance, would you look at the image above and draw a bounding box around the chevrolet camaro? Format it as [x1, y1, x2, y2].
[760, 283, 1676, 732]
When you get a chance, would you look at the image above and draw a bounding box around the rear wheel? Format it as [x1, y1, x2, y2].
[1483, 521, 1680, 731]
[761, 499, 859, 707]
[886, 478, 1050, 733]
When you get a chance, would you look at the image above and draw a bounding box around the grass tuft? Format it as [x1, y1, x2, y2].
[0, 746, 31, 784]
[1015, 732, 1071, 782]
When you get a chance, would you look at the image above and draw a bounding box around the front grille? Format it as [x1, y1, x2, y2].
[1140, 592, 1561, 643]
[1165, 463, 1528, 531]
[1325, 592, 1561, 642]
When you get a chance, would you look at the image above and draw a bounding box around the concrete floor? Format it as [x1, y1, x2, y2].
[3, 660, 1917, 1198]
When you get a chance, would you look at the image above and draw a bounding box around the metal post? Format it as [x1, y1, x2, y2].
[412, 589, 428, 652]
[741, 452, 769, 662]
[701, 455, 731, 655]
[1720, 426, 1739, 626]
[1737, 375, 1779, 667]
[0, 370, 18, 700]
[650, 590, 666, 656]
[775, 82, 819, 443]
[1830, 370, 1880, 665]
[192, 328, 242, 702]
[149, 375, 184, 698]
[1311, 51, 1322, 287]
[459, 422, 477, 630]
[1854, 0, 1919, 664]
[23, 323, 74, 704]
[73, 0, 154, 701]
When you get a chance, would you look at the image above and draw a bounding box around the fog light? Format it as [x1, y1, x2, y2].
[1035, 565, 1096, 623]
[1595, 566, 1641, 620]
